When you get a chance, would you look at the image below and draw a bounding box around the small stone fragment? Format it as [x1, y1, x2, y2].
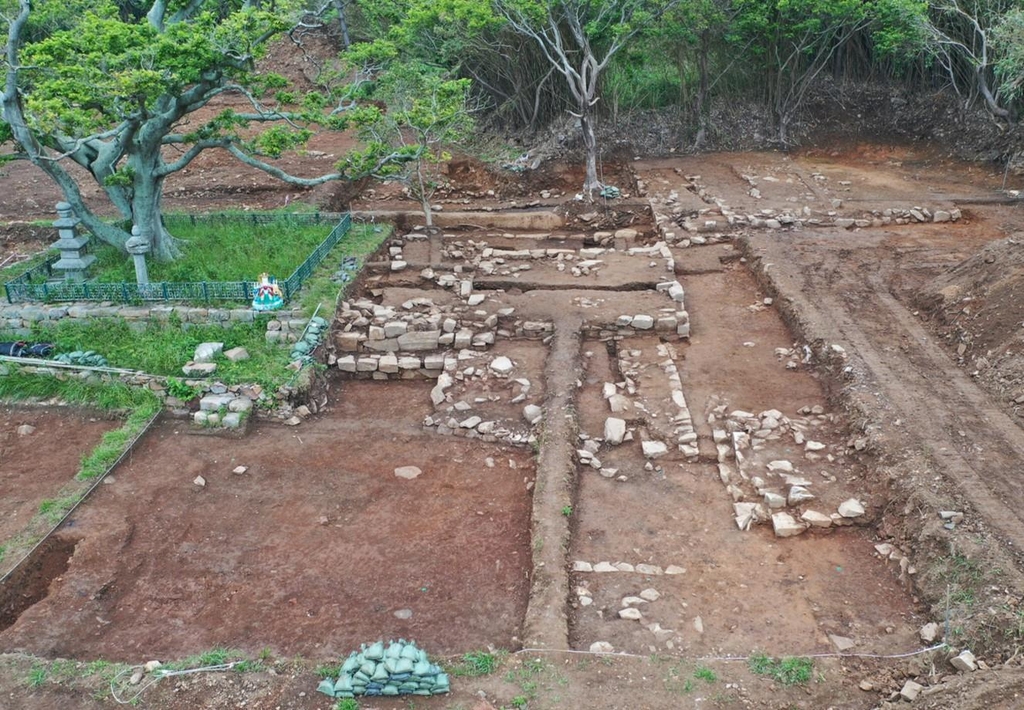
[900, 680, 923, 702]
[829, 634, 856, 651]
[919, 622, 940, 643]
[949, 650, 977, 672]
[589, 641, 614, 653]
[618, 608, 643, 620]
[394, 466, 423, 480]
[193, 475, 206, 487]
[838, 498, 866, 518]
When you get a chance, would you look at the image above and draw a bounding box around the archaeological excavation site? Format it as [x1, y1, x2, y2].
[5, 142, 1024, 710]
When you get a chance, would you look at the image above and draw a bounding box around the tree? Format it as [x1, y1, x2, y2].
[918, 0, 1017, 119]
[0, 0, 362, 261]
[493, 0, 678, 197]
[338, 63, 474, 226]
[731, 0, 927, 143]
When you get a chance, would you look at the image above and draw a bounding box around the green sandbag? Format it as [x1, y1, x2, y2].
[371, 664, 388, 682]
[334, 674, 354, 694]
[353, 670, 369, 684]
[413, 689, 432, 696]
[364, 641, 385, 661]
[341, 656, 359, 674]
[398, 682, 418, 692]
[316, 679, 335, 697]
[360, 661, 376, 676]
[382, 684, 399, 696]
[386, 642, 403, 659]
[400, 644, 419, 661]
[434, 673, 450, 692]
[395, 657, 415, 674]
[413, 660, 433, 676]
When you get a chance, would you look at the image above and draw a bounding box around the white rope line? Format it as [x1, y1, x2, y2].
[111, 662, 238, 704]
[511, 643, 949, 662]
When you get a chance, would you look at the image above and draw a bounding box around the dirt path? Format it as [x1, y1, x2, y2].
[745, 231, 1024, 564]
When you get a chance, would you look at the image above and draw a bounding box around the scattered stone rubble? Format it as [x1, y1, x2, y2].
[707, 399, 869, 537]
[420, 354, 537, 446]
[646, 171, 964, 248]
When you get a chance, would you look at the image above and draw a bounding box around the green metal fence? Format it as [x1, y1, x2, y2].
[4, 212, 352, 305]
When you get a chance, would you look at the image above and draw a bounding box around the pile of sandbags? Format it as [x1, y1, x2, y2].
[290, 315, 328, 364]
[316, 640, 450, 699]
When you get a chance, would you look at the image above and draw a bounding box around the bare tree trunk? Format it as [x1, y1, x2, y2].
[580, 108, 601, 196]
[693, 30, 711, 149]
[415, 162, 433, 227]
[331, 0, 350, 49]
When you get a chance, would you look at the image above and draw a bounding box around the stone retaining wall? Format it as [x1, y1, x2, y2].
[0, 301, 308, 338]
[648, 173, 964, 247]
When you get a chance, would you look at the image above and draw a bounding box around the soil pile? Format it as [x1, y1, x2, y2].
[917, 236, 1024, 410]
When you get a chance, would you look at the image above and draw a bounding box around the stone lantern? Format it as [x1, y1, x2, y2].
[125, 225, 151, 285]
[51, 202, 95, 283]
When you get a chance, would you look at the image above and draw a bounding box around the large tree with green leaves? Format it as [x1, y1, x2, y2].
[0, 0, 369, 261]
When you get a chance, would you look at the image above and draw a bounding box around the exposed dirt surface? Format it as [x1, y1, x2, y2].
[0, 407, 117, 544]
[8, 92, 1024, 708]
[0, 382, 534, 661]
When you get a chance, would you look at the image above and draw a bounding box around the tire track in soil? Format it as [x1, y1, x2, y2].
[522, 314, 582, 650]
[757, 236, 1024, 566]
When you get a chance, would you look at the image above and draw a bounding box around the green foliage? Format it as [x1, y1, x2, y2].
[296, 223, 390, 320]
[165, 377, 201, 401]
[2, 317, 289, 389]
[88, 215, 338, 284]
[0, 250, 56, 285]
[336, 60, 473, 218]
[938, 552, 985, 608]
[334, 699, 360, 710]
[27, 664, 48, 687]
[449, 650, 503, 677]
[694, 665, 717, 683]
[747, 653, 813, 686]
[561, 505, 573, 517]
[995, 9, 1024, 100]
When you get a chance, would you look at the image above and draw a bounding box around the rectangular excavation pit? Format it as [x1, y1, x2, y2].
[0, 380, 534, 661]
[0, 406, 120, 545]
[567, 256, 926, 657]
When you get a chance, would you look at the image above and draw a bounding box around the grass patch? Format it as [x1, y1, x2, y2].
[747, 653, 813, 686]
[939, 553, 985, 608]
[694, 665, 717, 683]
[1, 250, 55, 285]
[296, 222, 389, 320]
[448, 650, 503, 677]
[26, 663, 47, 687]
[89, 214, 340, 284]
[3, 315, 289, 389]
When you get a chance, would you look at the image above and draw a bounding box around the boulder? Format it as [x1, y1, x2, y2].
[771, 512, 807, 537]
[838, 498, 865, 518]
[489, 356, 514, 375]
[604, 417, 627, 445]
[642, 440, 668, 459]
[194, 342, 223, 363]
[223, 347, 250, 362]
